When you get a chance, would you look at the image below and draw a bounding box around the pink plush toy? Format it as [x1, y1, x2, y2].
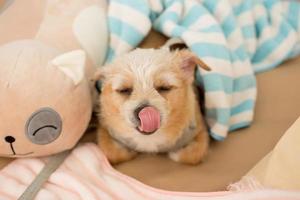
[0, 0, 108, 157]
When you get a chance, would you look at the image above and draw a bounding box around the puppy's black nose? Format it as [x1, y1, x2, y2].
[4, 136, 15, 143]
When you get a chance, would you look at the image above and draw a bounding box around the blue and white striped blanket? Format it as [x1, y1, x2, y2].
[106, 0, 300, 140]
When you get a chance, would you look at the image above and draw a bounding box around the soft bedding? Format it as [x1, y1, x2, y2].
[0, 143, 300, 200]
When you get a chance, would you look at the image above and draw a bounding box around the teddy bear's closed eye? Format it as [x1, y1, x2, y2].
[32, 125, 58, 136]
[25, 108, 62, 145]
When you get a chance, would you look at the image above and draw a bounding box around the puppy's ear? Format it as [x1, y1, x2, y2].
[93, 68, 104, 81]
[179, 50, 211, 74]
[92, 67, 108, 93]
[92, 67, 109, 82]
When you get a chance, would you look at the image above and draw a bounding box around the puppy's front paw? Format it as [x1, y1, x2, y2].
[98, 127, 137, 164]
[168, 132, 208, 165]
[101, 141, 137, 164]
[168, 142, 207, 165]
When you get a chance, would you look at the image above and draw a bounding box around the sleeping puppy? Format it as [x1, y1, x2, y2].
[94, 47, 210, 164]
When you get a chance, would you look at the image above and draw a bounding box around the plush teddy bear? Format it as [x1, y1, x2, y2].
[0, 0, 108, 157]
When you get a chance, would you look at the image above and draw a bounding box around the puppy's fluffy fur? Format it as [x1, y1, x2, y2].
[94, 48, 210, 164]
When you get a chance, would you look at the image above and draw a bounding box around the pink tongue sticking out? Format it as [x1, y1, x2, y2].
[138, 106, 161, 134]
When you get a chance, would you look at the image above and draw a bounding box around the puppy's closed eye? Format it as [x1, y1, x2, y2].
[116, 88, 133, 96]
[156, 86, 173, 93]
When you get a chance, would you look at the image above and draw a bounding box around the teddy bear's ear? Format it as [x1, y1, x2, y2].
[51, 50, 86, 85]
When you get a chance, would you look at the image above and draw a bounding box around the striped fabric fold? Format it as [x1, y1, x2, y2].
[106, 0, 300, 140]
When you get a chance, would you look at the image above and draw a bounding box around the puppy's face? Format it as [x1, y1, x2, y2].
[96, 49, 209, 152]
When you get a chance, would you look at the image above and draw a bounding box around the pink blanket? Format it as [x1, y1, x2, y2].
[0, 143, 299, 200]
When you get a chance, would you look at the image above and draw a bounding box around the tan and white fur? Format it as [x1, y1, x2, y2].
[94, 47, 210, 164]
